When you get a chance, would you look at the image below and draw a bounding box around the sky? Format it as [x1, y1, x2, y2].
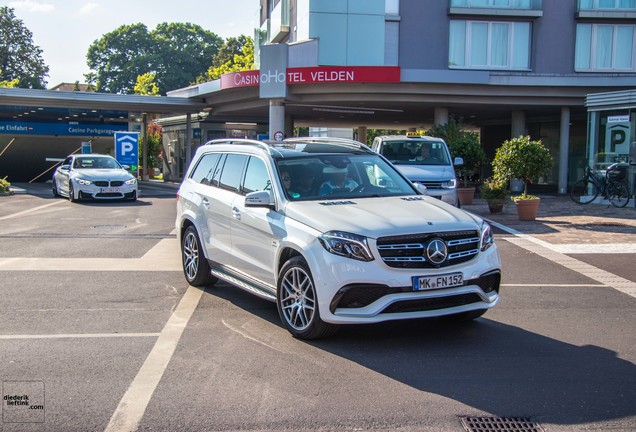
[3, 0, 259, 88]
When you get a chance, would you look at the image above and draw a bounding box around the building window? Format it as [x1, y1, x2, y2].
[575, 24, 635, 71]
[449, 20, 530, 69]
[578, 0, 636, 10]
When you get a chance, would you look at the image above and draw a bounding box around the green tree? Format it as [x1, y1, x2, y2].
[141, 123, 163, 169]
[492, 135, 553, 198]
[152, 23, 222, 92]
[0, 7, 49, 88]
[427, 117, 485, 186]
[86, 23, 221, 94]
[0, 78, 19, 88]
[134, 72, 160, 96]
[196, 36, 254, 82]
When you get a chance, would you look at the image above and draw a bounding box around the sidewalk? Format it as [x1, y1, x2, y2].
[463, 194, 636, 247]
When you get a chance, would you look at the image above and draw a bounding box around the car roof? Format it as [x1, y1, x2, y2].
[376, 135, 445, 142]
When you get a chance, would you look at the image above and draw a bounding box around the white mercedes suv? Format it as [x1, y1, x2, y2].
[176, 138, 501, 339]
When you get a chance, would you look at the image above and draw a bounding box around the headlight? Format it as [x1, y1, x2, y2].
[76, 178, 91, 185]
[480, 221, 494, 251]
[125, 178, 137, 185]
[319, 231, 374, 262]
[441, 179, 457, 189]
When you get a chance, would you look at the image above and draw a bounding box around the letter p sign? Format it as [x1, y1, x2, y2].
[114, 131, 140, 173]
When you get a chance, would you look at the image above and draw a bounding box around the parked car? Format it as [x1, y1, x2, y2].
[176, 137, 501, 339]
[52, 154, 138, 202]
[371, 133, 463, 207]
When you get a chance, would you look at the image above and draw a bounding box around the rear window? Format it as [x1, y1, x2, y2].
[380, 140, 451, 165]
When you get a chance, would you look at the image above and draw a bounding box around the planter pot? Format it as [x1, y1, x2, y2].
[486, 198, 505, 214]
[514, 198, 540, 221]
[457, 187, 475, 206]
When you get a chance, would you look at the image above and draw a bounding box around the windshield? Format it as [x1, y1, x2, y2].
[380, 140, 451, 166]
[73, 157, 122, 169]
[276, 154, 418, 201]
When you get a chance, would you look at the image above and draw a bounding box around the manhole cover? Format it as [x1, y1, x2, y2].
[460, 416, 544, 432]
[91, 225, 128, 230]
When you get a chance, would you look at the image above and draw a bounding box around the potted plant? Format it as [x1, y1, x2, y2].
[428, 117, 485, 205]
[481, 178, 507, 214]
[492, 135, 553, 221]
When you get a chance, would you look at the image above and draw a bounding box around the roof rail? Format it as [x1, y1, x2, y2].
[284, 136, 371, 151]
[204, 138, 272, 152]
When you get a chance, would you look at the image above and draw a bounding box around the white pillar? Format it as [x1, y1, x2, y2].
[558, 107, 571, 195]
[185, 113, 192, 177]
[434, 107, 449, 126]
[269, 99, 285, 140]
[511, 111, 525, 137]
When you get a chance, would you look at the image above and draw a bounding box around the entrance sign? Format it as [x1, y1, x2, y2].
[223, 66, 401, 90]
[114, 132, 139, 174]
[81, 142, 92, 154]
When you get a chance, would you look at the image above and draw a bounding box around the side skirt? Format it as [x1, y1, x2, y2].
[209, 262, 276, 302]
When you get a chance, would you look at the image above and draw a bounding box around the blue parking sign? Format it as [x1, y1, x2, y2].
[114, 132, 139, 173]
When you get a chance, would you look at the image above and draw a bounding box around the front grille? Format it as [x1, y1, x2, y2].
[381, 293, 482, 314]
[95, 193, 122, 198]
[377, 230, 480, 268]
[420, 181, 443, 189]
[94, 181, 108, 187]
[110, 180, 124, 187]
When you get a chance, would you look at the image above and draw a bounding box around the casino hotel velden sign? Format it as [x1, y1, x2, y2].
[220, 66, 401, 90]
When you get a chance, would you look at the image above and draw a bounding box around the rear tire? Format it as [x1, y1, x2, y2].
[608, 182, 630, 208]
[277, 256, 339, 339]
[181, 225, 217, 287]
[570, 180, 598, 204]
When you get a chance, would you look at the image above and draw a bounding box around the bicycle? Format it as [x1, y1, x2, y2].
[570, 163, 631, 208]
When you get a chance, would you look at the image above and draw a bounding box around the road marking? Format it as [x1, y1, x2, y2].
[104, 285, 203, 432]
[501, 283, 607, 287]
[504, 236, 636, 298]
[0, 238, 181, 271]
[0, 333, 160, 340]
[0, 200, 65, 221]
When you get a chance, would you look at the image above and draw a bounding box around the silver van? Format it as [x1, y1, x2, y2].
[371, 133, 463, 207]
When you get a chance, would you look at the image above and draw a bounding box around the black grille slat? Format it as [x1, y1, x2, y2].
[110, 181, 124, 187]
[94, 181, 108, 187]
[377, 230, 480, 269]
[382, 293, 481, 314]
[460, 416, 544, 432]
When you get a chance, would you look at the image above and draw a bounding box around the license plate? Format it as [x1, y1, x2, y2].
[101, 187, 120, 193]
[413, 272, 463, 291]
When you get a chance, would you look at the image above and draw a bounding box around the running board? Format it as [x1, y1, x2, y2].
[209, 268, 276, 302]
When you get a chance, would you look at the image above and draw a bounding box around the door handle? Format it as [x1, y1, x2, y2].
[202, 197, 210, 208]
[232, 207, 241, 220]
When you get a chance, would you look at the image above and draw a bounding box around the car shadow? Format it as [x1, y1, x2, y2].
[205, 282, 636, 427]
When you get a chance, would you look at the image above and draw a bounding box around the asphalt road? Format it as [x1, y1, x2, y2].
[1, 183, 635, 432]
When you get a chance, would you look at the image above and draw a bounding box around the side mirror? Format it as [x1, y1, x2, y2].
[60, 164, 70, 171]
[454, 157, 464, 166]
[414, 182, 428, 195]
[122, 164, 130, 171]
[245, 190, 275, 208]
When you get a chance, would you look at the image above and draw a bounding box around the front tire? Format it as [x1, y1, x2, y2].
[608, 182, 630, 208]
[570, 180, 598, 204]
[181, 225, 217, 287]
[276, 256, 339, 339]
[52, 180, 59, 197]
[68, 183, 76, 202]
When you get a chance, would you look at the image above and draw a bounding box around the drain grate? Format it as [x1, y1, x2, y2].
[460, 416, 544, 432]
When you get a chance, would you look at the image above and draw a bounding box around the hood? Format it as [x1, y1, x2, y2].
[284, 196, 481, 238]
[393, 164, 456, 182]
[71, 169, 133, 181]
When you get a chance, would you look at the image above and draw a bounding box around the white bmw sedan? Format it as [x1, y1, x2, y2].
[52, 154, 138, 202]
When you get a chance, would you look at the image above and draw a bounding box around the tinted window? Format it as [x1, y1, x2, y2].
[218, 154, 248, 192]
[190, 153, 221, 185]
[242, 157, 271, 194]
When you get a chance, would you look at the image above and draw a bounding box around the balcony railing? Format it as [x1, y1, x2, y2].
[578, 0, 636, 10]
[449, 0, 543, 9]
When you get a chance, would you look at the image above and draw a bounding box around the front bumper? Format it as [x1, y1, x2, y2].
[75, 183, 138, 200]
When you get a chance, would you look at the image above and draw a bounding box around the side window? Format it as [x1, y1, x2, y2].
[218, 154, 248, 192]
[210, 154, 226, 187]
[242, 157, 271, 195]
[190, 153, 221, 185]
